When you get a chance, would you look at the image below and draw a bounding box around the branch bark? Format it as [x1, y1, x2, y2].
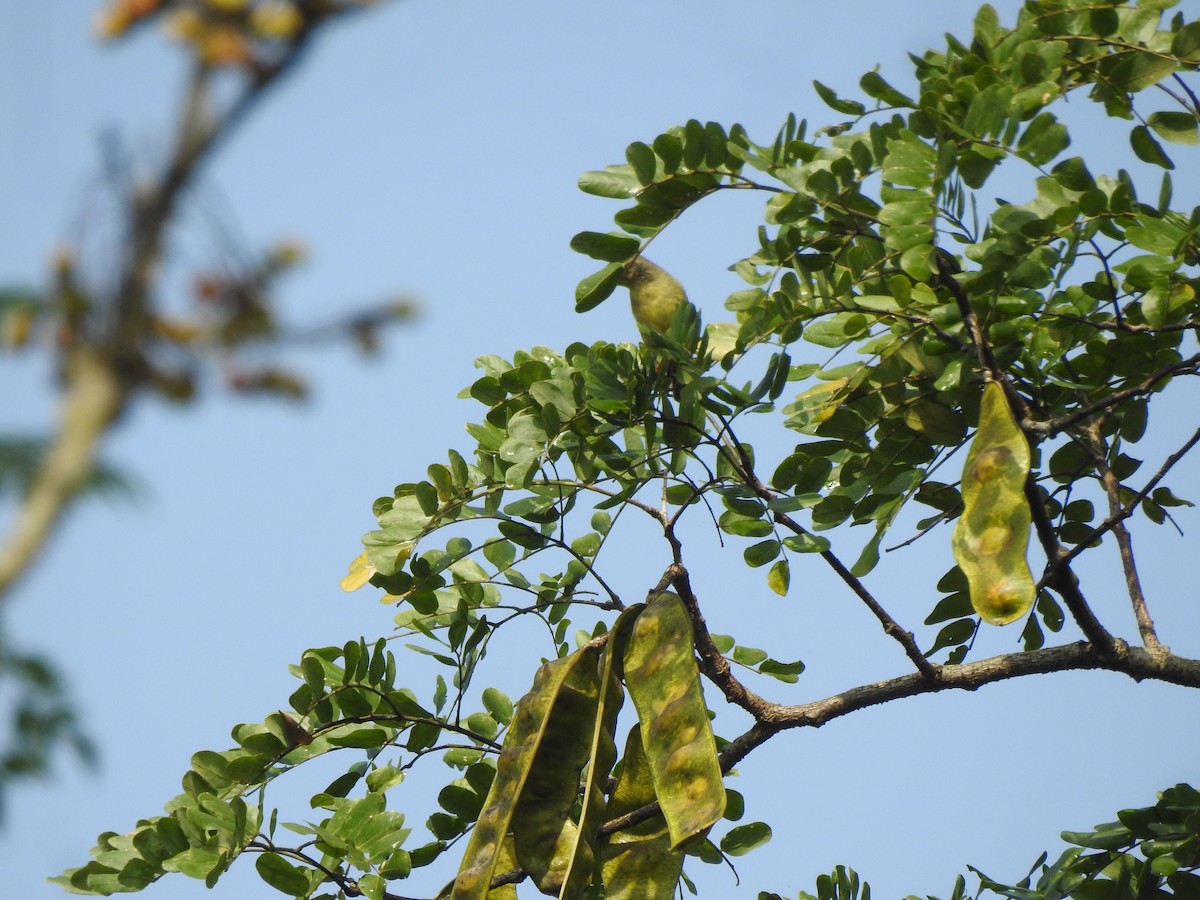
[0, 349, 123, 597]
[719, 641, 1200, 771]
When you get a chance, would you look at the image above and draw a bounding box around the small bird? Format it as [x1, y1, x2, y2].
[619, 257, 688, 336]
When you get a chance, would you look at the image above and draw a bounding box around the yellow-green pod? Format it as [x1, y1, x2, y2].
[451, 649, 599, 900]
[952, 381, 1035, 625]
[622, 593, 725, 849]
[599, 725, 683, 900]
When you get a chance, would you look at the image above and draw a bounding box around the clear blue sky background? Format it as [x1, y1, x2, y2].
[2, 2, 1199, 898]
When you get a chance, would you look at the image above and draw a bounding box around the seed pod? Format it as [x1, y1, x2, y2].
[623, 593, 725, 849]
[450, 648, 600, 900]
[952, 381, 1035, 625]
[600, 725, 684, 900]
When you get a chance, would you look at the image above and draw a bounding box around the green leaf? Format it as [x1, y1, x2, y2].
[1017, 112, 1070, 165]
[782, 533, 831, 553]
[366, 765, 405, 793]
[575, 264, 624, 314]
[1173, 20, 1200, 59]
[570, 231, 642, 262]
[627, 141, 658, 185]
[732, 645, 768, 667]
[757, 658, 805, 681]
[481, 687, 514, 725]
[766, 559, 790, 596]
[900, 245, 935, 281]
[812, 80, 865, 116]
[255, 853, 311, 896]
[926, 618, 976, 656]
[653, 132, 684, 173]
[1148, 111, 1199, 146]
[744, 539, 781, 568]
[720, 821, 772, 857]
[1131, 125, 1174, 169]
[860, 71, 913, 107]
[578, 166, 640, 198]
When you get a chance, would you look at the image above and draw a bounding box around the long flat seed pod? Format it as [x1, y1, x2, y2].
[487, 838, 518, 900]
[952, 381, 1036, 625]
[622, 592, 726, 849]
[450, 648, 599, 900]
[599, 725, 683, 900]
[509, 646, 605, 896]
[551, 605, 641, 899]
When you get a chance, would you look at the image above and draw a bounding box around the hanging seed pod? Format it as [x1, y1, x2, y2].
[952, 381, 1036, 626]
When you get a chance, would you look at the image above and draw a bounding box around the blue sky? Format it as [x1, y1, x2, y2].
[2, 2, 1199, 898]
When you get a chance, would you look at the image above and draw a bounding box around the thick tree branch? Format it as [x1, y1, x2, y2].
[0, 349, 123, 598]
[718, 641, 1200, 771]
[586, 640, 1200, 883]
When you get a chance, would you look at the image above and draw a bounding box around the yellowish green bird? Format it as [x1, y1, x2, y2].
[619, 257, 688, 336]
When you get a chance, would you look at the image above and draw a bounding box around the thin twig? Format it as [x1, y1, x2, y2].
[1080, 420, 1161, 651]
[1059, 427, 1200, 574]
[1025, 477, 1119, 657]
[715, 419, 939, 678]
[936, 263, 1002, 383]
[1023, 353, 1200, 437]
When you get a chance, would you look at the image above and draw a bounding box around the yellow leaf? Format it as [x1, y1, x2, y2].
[339, 552, 376, 592]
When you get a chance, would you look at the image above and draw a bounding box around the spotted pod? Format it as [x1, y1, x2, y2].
[622, 592, 725, 849]
[599, 725, 683, 900]
[952, 381, 1036, 625]
[549, 606, 640, 898]
[450, 647, 601, 900]
[509, 648, 599, 896]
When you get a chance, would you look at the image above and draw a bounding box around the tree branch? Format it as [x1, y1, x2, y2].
[0, 27, 323, 608]
[935, 263, 1003, 384]
[1080, 420, 1161, 651]
[1025, 477, 1119, 657]
[1059, 426, 1200, 573]
[587, 639, 1200, 882]
[718, 641, 1200, 771]
[0, 349, 123, 599]
[1021, 352, 1200, 438]
[713, 416, 940, 678]
[668, 563, 777, 718]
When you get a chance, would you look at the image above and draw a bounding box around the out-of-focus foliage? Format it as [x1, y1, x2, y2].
[1, 0, 411, 811]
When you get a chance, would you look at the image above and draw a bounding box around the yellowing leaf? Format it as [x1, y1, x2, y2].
[952, 382, 1035, 625]
[767, 559, 790, 596]
[339, 551, 377, 592]
[791, 378, 850, 425]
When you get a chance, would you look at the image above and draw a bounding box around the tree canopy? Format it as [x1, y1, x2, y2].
[48, 1, 1200, 898]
